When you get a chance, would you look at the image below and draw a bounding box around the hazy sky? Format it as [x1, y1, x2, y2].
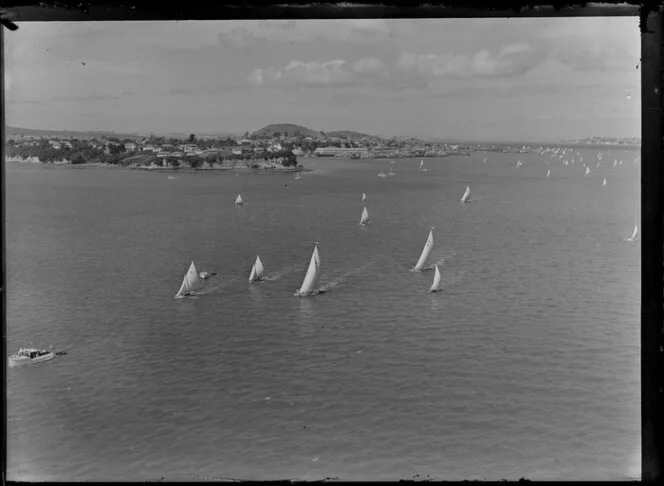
[5, 18, 640, 141]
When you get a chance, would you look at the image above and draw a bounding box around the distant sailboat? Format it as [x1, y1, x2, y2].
[515, 160, 522, 168]
[359, 206, 370, 226]
[388, 167, 395, 176]
[546, 169, 551, 178]
[248, 255, 265, 283]
[626, 225, 639, 242]
[419, 160, 424, 170]
[175, 261, 204, 298]
[482, 157, 487, 164]
[235, 194, 244, 206]
[362, 192, 367, 203]
[460, 185, 471, 203]
[412, 227, 434, 272]
[429, 265, 442, 293]
[294, 173, 302, 180]
[584, 166, 590, 177]
[295, 242, 322, 296]
[603, 178, 607, 187]
[378, 170, 387, 178]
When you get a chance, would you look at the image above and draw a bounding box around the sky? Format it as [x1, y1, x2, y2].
[4, 18, 641, 142]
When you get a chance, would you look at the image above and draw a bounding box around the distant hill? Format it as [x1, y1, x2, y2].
[326, 130, 380, 140]
[7, 126, 144, 140]
[251, 123, 325, 139]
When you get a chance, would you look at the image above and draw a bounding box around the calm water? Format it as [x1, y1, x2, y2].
[7, 149, 641, 481]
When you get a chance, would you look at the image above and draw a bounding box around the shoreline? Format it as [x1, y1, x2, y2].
[6, 158, 311, 174]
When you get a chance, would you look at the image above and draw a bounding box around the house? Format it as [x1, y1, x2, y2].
[124, 142, 137, 151]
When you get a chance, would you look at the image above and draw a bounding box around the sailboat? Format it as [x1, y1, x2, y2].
[546, 168, 551, 178]
[602, 178, 607, 187]
[419, 160, 424, 171]
[584, 166, 590, 177]
[626, 225, 639, 242]
[378, 170, 387, 178]
[515, 160, 522, 168]
[235, 194, 244, 206]
[429, 265, 442, 293]
[361, 193, 367, 204]
[175, 261, 204, 298]
[412, 227, 434, 272]
[295, 242, 323, 296]
[388, 167, 395, 176]
[294, 173, 302, 180]
[248, 255, 265, 283]
[482, 157, 487, 164]
[359, 206, 370, 226]
[460, 185, 471, 203]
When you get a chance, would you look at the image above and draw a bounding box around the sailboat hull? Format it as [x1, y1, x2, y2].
[294, 289, 326, 297]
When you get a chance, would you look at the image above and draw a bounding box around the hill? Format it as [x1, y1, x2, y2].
[251, 124, 324, 139]
[326, 130, 380, 140]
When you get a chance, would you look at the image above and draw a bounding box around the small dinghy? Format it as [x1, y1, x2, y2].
[359, 206, 370, 226]
[235, 194, 244, 206]
[9, 347, 55, 368]
[175, 261, 204, 298]
[429, 265, 442, 293]
[248, 255, 265, 283]
[460, 185, 471, 204]
[295, 242, 323, 297]
[412, 226, 434, 272]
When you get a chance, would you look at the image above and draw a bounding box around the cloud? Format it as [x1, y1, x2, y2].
[168, 84, 243, 95]
[217, 19, 395, 48]
[218, 27, 268, 50]
[396, 44, 547, 79]
[8, 99, 48, 106]
[247, 60, 355, 88]
[551, 43, 636, 72]
[48, 93, 126, 102]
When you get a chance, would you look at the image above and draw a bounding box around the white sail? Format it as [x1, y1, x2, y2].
[482, 157, 487, 163]
[546, 169, 551, 178]
[413, 227, 434, 271]
[603, 178, 607, 186]
[296, 242, 321, 296]
[429, 265, 441, 292]
[359, 206, 370, 225]
[362, 193, 367, 203]
[628, 225, 638, 241]
[235, 194, 243, 206]
[249, 255, 265, 283]
[175, 261, 203, 298]
[584, 166, 590, 177]
[515, 160, 522, 168]
[460, 185, 471, 203]
[420, 160, 424, 170]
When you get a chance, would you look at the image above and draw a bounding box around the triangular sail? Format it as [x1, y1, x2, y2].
[296, 243, 321, 295]
[603, 178, 607, 186]
[413, 228, 434, 271]
[175, 261, 203, 297]
[584, 166, 590, 176]
[360, 206, 370, 225]
[362, 193, 367, 203]
[235, 194, 243, 206]
[460, 185, 471, 203]
[249, 255, 264, 282]
[420, 160, 424, 170]
[546, 169, 551, 178]
[429, 265, 441, 292]
[629, 225, 638, 241]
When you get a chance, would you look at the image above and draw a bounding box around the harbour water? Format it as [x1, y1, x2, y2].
[6, 148, 641, 481]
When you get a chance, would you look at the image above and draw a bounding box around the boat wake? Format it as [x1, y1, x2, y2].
[317, 259, 377, 292]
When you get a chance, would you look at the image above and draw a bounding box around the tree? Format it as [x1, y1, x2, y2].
[188, 133, 196, 143]
[71, 154, 86, 165]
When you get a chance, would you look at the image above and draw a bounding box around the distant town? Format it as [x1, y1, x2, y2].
[5, 123, 641, 169]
